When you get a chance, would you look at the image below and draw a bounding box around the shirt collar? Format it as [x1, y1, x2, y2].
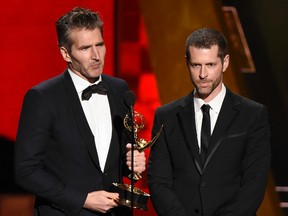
[68, 69, 102, 94]
[194, 84, 226, 114]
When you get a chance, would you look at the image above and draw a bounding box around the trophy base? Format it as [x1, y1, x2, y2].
[111, 183, 150, 211]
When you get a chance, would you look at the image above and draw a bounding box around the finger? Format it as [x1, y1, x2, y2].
[106, 192, 119, 200]
[126, 143, 132, 150]
[126, 161, 132, 169]
[133, 150, 145, 157]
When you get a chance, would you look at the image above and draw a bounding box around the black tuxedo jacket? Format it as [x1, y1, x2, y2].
[148, 89, 270, 216]
[14, 70, 131, 216]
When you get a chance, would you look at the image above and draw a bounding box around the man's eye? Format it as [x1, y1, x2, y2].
[191, 64, 200, 68]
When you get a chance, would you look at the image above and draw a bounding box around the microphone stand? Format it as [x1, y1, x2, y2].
[129, 105, 135, 216]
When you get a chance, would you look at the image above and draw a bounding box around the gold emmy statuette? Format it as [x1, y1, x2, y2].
[111, 111, 163, 210]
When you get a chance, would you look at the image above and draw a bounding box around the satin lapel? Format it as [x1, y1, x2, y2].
[177, 94, 203, 174]
[103, 89, 118, 173]
[203, 90, 239, 170]
[62, 71, 101, 171]
[102, 77, 126, 173]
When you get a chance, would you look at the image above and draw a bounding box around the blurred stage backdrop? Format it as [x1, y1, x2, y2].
[1, 0, 288, 215]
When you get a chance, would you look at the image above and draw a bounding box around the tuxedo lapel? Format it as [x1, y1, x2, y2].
[103, 82, 120, 173]
[101, 76, 127, 173]
[177, 94, 203, 174]
[62, 71, 102, 171]
[203, 89, 240, 170]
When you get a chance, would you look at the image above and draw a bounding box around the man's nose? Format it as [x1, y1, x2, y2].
[199, 66, 207, 78]
[91, 47, 100, 60]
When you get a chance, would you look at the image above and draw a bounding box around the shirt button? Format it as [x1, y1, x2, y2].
[201, 182, 206, 187]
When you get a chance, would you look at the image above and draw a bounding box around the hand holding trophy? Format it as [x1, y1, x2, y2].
[111, 91, 163, 212]
[124, 110, 162, 181]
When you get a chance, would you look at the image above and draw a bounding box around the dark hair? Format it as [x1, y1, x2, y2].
[185, 28, 228, 63]
[55, 7, 103, 52]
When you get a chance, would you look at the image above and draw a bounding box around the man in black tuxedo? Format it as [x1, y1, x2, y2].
[14, 7, 145, 216]
[148, 28, 270, 216]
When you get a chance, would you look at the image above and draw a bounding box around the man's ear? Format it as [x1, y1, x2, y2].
[60, 47, 72, 63]
[222, 54, 230, 72]
[185, 55, 189, 67]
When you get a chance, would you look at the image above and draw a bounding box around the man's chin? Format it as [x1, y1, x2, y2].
[196, 88, 211, 99]
[89, 69, 102, 77]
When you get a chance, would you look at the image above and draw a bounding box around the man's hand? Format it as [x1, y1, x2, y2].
[126, 143, 146, 174]
[83, 190, 119, 213]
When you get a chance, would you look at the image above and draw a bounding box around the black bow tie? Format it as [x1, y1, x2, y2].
[81, 81, 108, 100]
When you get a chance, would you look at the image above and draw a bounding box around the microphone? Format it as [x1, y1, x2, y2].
[123, 90, 136, 108]
[123, 90, 136, 214]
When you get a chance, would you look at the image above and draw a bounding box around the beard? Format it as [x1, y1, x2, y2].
[193, 76, 222, 100]
[196, 85, 213, 99]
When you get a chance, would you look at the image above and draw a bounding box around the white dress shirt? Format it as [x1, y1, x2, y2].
[69, 70, 112, 172]
[194, 84, 226, 151]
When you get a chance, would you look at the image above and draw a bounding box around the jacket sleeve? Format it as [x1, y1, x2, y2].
[14, 89, 86, 216]
[148, 108, 188, 216]
[220, 105, 271, 216]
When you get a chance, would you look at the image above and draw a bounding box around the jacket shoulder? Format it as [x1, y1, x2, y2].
[227, 89, 265, 110]
[30, 73, 65, 92]
[157, 93, 193, 114]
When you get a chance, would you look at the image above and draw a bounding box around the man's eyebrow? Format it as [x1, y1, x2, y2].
[96, 41, 105, 46]
[78, 44, 91, 49]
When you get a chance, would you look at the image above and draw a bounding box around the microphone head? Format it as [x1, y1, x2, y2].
[123, 90, 136, 108]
